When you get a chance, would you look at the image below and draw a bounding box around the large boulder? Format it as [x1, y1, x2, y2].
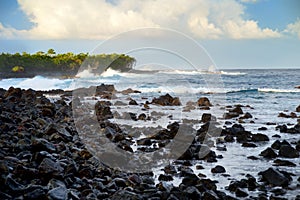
[258, 168, 290, 187]
[279, 145, 299, 158]
[151, 93, 181, 106]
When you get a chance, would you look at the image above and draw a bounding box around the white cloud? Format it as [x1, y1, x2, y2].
[0, 0, 281, 40]
[285, 19, 300, 38]
[239, 0, 258, 3]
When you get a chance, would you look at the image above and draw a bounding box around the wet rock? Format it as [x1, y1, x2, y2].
[0, 192, 12, 199]
[279, 145, 299, 158]
[251, 133, 269, 142]
[235, 188, 248, 197]
[242, 142, 257, 148]
[138, 113, 147, 120]
[271, 140, 285, 150]
[47, 186, 67, 200]
[111, 190, 142, 200]
[137, 138, 152, 146]
[278, 112, 297, 118]
[24, 186, 46, 200]
[38, 158, 63, 175]
[296, 105, 300, 112]
[247, 156, 259, 160]
[230, 106, 243, 115]
[181, 173, 200, 186]
[158, 174, 173, 181]
[164, 164, 177, 174]
[211, 165, 226, 173]
[31, 138, 56, 153]
[185, 186, 201, 199]
[151, 93, 181, 106]
[95, 101, 113, 121]
[0, 160, 9, 174]
[129, 99, 138, 105]
[197, 97, 212, 107]
[245, 174, 258, 191]
[260, 147, 277, 159]
[150, 122, 179, 140]
[240, 112, 252, 119]
[273, 159, 296, 167]
[114, 101, 127, 106]
[95, 84, 115, 95]
[224, 135, 235, 142]
[4, 87, 22, 100]
[258, 168, 289, 187]
[223, 112, 239, 119]
[202, 190, 219, 200]
[276, 124, 300, 133]
[128, 174, 141, 185]
[258, 127, 268, 131]
[121, 88, 141, 95]
[5, 175, 24, 191]
[236, 132, 251, 143]
[201, 113, 216, 123]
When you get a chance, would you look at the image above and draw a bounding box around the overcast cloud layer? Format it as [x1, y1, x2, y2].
[0, 0, 299, 40]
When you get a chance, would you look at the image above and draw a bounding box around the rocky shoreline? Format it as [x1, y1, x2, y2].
[0, 86, 299, 199]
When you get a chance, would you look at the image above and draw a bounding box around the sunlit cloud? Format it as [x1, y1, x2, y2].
[0, 0, 283, 39]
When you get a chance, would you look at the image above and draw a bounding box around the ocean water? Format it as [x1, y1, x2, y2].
[1, 68, 300, 198]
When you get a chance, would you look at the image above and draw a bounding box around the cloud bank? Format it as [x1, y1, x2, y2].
[0, 0, 291, 39]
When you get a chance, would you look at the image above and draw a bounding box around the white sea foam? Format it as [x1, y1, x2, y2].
[76, 69, 96, 78]
[258, 88, 300, 93]
[220, 71, 247, 75]
[157, 69, 246, 76]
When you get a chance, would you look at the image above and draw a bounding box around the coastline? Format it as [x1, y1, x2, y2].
[0, 85, 299, 199]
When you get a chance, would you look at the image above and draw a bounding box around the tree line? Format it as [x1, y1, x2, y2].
[0, 49, 136, 78]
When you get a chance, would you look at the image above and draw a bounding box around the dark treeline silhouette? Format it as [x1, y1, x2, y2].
[0, 49, 136, 78]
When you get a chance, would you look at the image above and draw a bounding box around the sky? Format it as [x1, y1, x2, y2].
[0, 0, 300, 69]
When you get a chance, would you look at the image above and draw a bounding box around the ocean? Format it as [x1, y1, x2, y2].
[0, 68, 299, 198]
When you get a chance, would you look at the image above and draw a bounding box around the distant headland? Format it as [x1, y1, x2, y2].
[0, 49, 136, 79]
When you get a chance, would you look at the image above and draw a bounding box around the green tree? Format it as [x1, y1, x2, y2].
[47, 48, 56, 56]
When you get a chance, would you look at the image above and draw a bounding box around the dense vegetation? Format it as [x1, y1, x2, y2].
[0, 49, 136, 78]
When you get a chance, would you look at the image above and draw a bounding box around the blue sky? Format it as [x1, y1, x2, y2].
[0, 0, 300, 69]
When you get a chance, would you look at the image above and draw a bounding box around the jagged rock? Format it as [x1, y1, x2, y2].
[230, 106, 243, 114]
[47, 186, 68, 200]
[151, 93, 181, 106]
[129, 99, 138, 105]
[260, 147, 277, 159]
[38, 158, 63, 175]
[258, 168, 289, 187]
[279, 145, 299, 158]
[95, 101, 113, 121]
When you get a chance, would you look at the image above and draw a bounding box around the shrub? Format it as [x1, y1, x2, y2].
[12, 66, 25, 72]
